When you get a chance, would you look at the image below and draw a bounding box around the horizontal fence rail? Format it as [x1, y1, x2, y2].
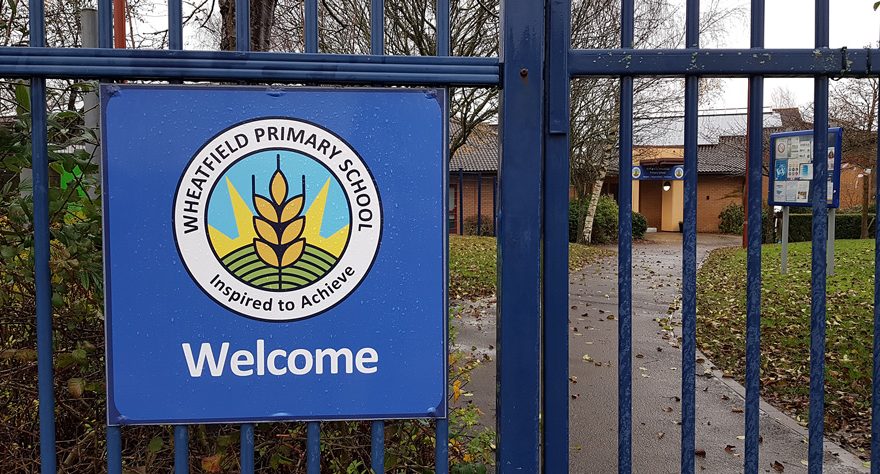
[0, 48, 498, 85]
[570, 48, 880, 77]
[9, 47, 880, 83]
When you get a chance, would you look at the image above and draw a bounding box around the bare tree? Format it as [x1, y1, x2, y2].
[293, 0, 499, 156]
[771, 86, 798, 109]
[828, 77, 878, 237]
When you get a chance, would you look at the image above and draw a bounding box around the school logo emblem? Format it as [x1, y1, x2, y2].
[173, 118, 382, 321]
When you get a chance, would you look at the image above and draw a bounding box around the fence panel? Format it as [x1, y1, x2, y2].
[9, 0, 880, 471]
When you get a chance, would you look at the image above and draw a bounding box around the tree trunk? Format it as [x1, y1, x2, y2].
[219, 0, 277, 51]
[581, 172, 607, 244]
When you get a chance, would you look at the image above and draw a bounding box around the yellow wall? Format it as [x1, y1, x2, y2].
[660, 180, 684, 231]
[631, 179, 640, 213]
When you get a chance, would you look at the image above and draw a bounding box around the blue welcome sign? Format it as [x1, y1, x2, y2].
[101, 85, 447, 424]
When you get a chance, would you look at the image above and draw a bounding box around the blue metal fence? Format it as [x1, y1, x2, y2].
[7, 0, 880, 471]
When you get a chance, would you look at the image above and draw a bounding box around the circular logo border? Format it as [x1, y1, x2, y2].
[172, 117, 383, 322]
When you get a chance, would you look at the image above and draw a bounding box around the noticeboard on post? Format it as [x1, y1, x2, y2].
[768, 128, 843, 208]
[101, 85, 447, 425]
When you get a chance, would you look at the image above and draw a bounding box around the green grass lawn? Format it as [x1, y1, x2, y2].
[697, 239, 874, 455]
[449, 235, 607, 299]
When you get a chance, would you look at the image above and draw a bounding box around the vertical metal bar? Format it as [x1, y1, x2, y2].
[781, 206, 789, 274]
[98, 0, 113, 48]
[873, 93, 880, 474]
[370, 421, 384, 473]
[618, 0, 634, 472]
[168, 0, 183, 50]
[680, 1, 699, 473]
[744, 2, 765, 473]
[809, 2, 830, 470]
[458, 168, 464, 235]
[496, 0, 544, 467]
[826, 208, 835, 276]
[174, 425, 189, 474]
[371, 0, 384, 55]
[808, 2, 831, 473]
[436, 10, 451, 455]
[304, 0, 318, 53]
[543, 0, 570, 468]
[477, 174, 482, 234]
[29, 0, 54, 470]
[745, 82, 764, 473]
[493, 176, 497, 236]
[435, 419, 449, 474]
[241, 424, 254, 474]
[436, 0, 449, 56]
[107, 426, 122, 474]
[307, 422, 320, 474]
[235, 0, 250, 51]
[96, 0, 117, 465]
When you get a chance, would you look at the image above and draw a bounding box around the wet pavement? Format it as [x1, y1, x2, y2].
[452, 232, 866, 473]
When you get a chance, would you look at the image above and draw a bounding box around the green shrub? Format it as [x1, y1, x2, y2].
[718, 204, 744, 235]
[787, 213, 876, 242]
[632, 211, 647, 239]
[569, 196, 645, 243]
[569, 199, 585, 243]
[718, 203, 776, 243]
[591, 195, 619, 244]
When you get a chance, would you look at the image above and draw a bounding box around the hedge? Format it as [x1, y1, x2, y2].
[787, 213, 876, 242]
[462, 215, 495, 236]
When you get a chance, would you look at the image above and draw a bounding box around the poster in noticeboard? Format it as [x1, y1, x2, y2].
[768, 128, 842, 208]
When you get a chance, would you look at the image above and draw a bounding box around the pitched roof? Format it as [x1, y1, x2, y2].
[607, 136, 747, 176]
[449, 108, 807, 176]
[449, 124, 498, 172]
[696, 137, 746, 175]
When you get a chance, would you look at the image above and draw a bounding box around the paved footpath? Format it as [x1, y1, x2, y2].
[453, 233, 866, 473]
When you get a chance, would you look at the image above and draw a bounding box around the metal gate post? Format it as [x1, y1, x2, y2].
[542, 0, 570, 469]
[28, 0, 56, 469]
[744, 2, 765, 472]
[496, 0, 545, 469]
[680, 2, 700, 473]
[617, 1, 635, 471]
[808, 1, 830, 471]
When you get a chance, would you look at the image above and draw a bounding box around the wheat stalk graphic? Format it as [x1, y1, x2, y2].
[252, 155, 306, 289]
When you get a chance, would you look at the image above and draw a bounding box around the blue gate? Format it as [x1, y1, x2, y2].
[4, 0, 880, 472]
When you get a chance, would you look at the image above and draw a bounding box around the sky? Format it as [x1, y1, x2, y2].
[130, 0, 880, 111]
[712, 0, 880, 110]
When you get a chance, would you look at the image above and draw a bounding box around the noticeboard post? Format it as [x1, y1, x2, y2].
[768, 128, 843, 275]
[101, 85, 447, 425]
